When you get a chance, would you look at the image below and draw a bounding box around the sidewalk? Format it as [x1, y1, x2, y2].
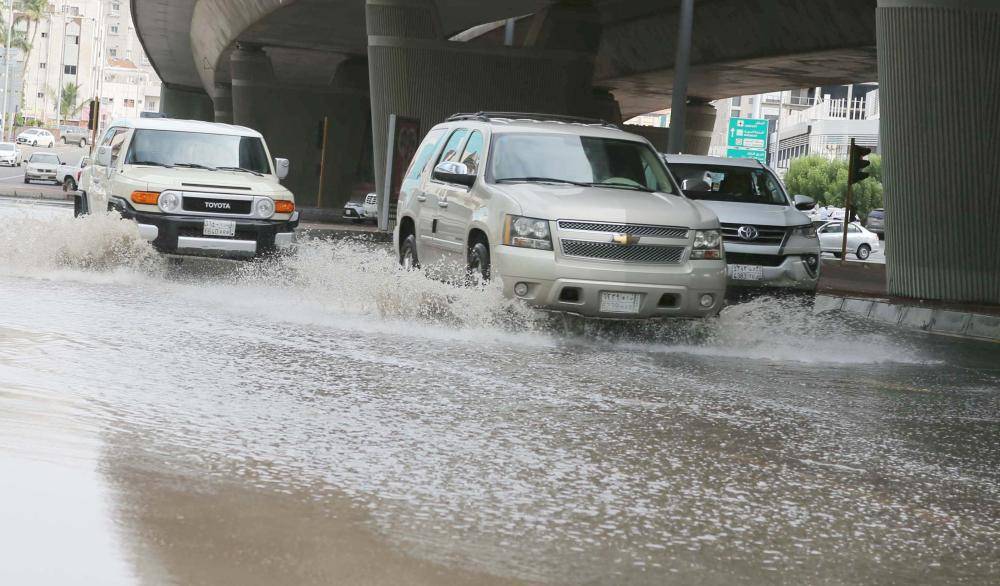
[817, 258, 1000, 342]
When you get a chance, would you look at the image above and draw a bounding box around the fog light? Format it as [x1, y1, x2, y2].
[513, 282, 529, 297]
[699, 294, 714, 308]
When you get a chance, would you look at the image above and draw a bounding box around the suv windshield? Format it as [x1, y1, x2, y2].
[30, 153, 58, 164]
[124, 129, 271, 174]
[490, 133, 676, 193]
[670, 163, 789, 205]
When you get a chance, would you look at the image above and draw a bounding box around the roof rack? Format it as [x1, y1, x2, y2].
[446, 112, 619, 129]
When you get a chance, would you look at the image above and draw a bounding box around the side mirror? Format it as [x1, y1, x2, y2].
[95, 145, 111, 167]
[432, 161, 475, 187]
[274, 157, 289, 180]
[681, 179, 690, 190]
[793, 194, 816, 211]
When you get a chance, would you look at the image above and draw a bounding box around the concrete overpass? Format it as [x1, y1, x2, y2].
[131, 0, 999, 305]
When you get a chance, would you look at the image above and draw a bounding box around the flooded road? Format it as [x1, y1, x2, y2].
[1, 197, 998, 585]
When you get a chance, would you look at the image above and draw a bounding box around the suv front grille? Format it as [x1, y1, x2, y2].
[182, 196, 252, 214]
[721, 223, 788, 245]
[725, 252, 787, 267]
[557, 220, 688, 239]
[561, 240, 685, 264]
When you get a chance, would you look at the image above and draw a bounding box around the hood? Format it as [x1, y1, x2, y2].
[490, 183, 719, 229]
[127, 166, 291, 198]
[693, 200, 811, 227]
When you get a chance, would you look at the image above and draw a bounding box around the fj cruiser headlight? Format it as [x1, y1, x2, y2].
[690, 229, 723, 260]
[791, 225, 818, 239]
[256, 197, 275, 218]
[503, 215, 552, 251]
[156, 191, 180, 213]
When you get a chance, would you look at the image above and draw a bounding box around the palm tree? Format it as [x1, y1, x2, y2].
[56, 81, 84, 119]
[0, 11, 30, 53]
[16, 0, 48, 63]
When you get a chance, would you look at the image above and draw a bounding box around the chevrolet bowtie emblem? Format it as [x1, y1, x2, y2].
[612, 233, 639, 246]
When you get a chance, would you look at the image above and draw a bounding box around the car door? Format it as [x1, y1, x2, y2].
[89, 127, 128, 212]
[434, 129, 485, 267]
[422, 127, 469, 264]
[398, 127, 448, 265]
[818, 223, 842, 252]
[846, 223, 864, 251]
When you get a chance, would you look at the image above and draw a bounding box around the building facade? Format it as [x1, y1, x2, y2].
[9, 0, 159, 127]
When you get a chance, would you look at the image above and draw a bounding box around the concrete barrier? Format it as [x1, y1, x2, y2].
[816, 294, 1000, 343]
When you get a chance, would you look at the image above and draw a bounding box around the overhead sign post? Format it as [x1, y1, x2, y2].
[726, 117, 769, 163]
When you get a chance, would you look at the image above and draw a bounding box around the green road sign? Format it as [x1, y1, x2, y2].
[727, 117, 769, 150]
[727, 147, 768, 164]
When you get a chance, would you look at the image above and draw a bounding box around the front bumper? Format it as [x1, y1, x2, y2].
[114, 201, 298, 258]
[495, 245, 726, 319]
[726, 254, 819, 291]
[26, 171, 56, 181]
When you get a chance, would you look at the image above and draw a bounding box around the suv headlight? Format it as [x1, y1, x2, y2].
[691, 229, 723, 260]
[791, 225, 817, 239]
[255, 197, 275, 218]
[156, 191, 180, 213]
[503, 215, 552, 251]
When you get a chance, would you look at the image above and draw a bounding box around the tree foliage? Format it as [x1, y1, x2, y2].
[785, 155, 883, 217]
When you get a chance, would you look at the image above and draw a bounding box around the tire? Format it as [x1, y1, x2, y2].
[63, 177, 76, 192]
[856, 244, 871, 261]
[23, 177, 29, 184]
[399, 234, 419, 270]
[79, 138, 86, 147]
[61, 137, 67, 144]
[467, 239, 491, 283]
[832, 252, 842, 259]
[31, 140, 37, 146]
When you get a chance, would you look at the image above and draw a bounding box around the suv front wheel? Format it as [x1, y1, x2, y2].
[400, 234, 419, 270]
[467, 239, 491, 283]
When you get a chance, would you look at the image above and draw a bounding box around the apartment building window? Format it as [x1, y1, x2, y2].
[36, 92, 43, 98]
[39, 62, 45, 69]
[126, 50, 132, 60]
[112, 2, 120, 13]
[68, 35, 79, 45]
[110, 24, 119, 34]
[124, 99, 135, 108]
[41, 32, 47, 38]
[109, 48, 117, 57]
[64, 65, 77, 75]
[731, 96, 742, 107]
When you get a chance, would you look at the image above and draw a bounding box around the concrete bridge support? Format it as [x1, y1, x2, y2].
[213, 83, 233, 124]
[366, 0, 611, 226]
[230, 45, 371, 209]
[160, 85, 214, 122]
[877, 0, 1000, 304]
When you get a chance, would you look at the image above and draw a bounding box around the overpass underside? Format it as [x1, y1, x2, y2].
[135, 0, 999, 305]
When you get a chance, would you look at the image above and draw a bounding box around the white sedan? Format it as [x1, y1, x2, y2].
[16, 128, 56, 147]
[817, 221, 880, 260]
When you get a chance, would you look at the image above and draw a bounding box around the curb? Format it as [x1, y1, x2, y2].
[816, 294, 1000, 343]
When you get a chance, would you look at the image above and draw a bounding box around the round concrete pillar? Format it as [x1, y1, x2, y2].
[213, 83, 233, 124]
[230, 44, 276, 128]
[877, 0, 1000, 303]
[677, 100, 716, 155]
[366, 0, 603, 228]
[160, 85, 214, 122]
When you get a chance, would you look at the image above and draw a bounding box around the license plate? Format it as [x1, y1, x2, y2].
[728, 264, 765, 281]
[600, 291, 641, 314]
[203, 219, 236, 237]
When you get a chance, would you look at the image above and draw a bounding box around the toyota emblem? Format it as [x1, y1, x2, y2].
[737, 225, 759, 241]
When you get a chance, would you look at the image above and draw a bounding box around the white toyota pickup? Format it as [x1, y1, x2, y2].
[76, 117, 297, 257]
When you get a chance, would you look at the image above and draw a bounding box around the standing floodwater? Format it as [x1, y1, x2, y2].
[1, 198, 998, 585]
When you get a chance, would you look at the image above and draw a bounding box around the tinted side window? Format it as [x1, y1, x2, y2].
[459, 131, 484, 174]
[436, 129, 469, 165]
[404, 128, 446, 181]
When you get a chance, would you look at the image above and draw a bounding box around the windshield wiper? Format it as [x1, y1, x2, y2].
[589, 182, 654, 192]
[216, 166, 263, 176]
[496, 177, 588, 186]
[130, 160, 174, 168]
[173, 162, 217, 171]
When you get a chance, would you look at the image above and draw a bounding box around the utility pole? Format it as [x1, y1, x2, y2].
[666, 0, 694, 154]
[2, 0, 13, 141]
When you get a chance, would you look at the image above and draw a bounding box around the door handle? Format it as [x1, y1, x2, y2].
[438, 199, 449, 208]
[416, 193, 427, 202]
